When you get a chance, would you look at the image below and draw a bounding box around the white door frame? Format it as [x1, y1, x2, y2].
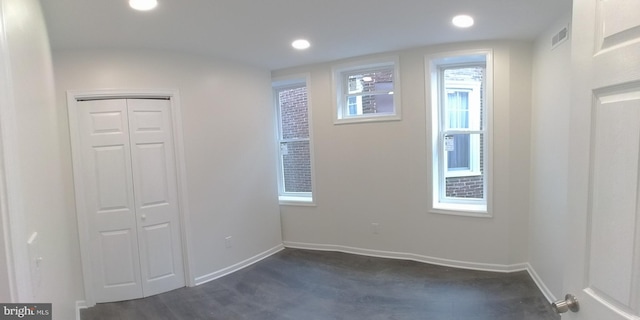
[67, 89, 194, 307]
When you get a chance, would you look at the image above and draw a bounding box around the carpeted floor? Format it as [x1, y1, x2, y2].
[81, 248, 560, 320]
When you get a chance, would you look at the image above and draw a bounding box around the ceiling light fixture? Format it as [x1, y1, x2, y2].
[129, 0, 158, 11]
[291, 39, 311, 50]
[452, 14, 474, 28]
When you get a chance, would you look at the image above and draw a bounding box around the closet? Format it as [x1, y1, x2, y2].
[70, 97, 185, 303]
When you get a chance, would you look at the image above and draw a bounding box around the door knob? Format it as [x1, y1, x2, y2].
[141, 214, 147, 220]
[552, 294, 579, 314]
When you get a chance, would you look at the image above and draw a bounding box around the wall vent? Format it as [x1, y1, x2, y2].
[551, 26, 569, 49]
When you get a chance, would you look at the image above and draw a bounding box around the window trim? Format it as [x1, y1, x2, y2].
[427, 50, 493, 217]
[332, 56, 401, 124]
[272, 73, 316, 206]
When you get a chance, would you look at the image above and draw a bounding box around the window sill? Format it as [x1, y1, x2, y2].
[444, 171, 482, 178]
[430, 202, 490, 218]
[279, 195, 315, 206]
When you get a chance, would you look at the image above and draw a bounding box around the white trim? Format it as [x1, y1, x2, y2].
[66, 89, 193, 306]
[332, 55, 402, 124]
[525, 263, 558, 303]
[283, 241, 528, 273]
[278, 195, 315, 206]
[194, 244, 284, 285]
[75, 300, 88, 320]
[0, 2, 31, 301]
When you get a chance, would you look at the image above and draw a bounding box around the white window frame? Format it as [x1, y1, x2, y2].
[332, 56, 401, 124]
[273, 74, 316, 205]
[427, 50, 493, 217]
[443, 81, 482, 178]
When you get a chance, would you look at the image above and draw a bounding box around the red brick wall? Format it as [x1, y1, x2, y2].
[278, 87, 312, 193]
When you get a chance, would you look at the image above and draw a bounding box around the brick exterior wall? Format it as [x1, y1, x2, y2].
[278, 87, 312, 193]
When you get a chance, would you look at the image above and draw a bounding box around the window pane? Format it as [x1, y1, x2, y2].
[281, 140, 312, 193]
[443, 66, 484, 130]
[444, 132, 484, 199]
[278, 86, 309, 139]
[446, 91, 469, 129]
[346, 93, 394, 116]
[343, 68, 395, 116]
[446, 134, 470, 170]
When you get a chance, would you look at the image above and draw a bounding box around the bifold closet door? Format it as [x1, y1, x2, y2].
[76, 98, 185, 303]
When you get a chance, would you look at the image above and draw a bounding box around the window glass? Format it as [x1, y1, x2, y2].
[274, 82, 313, 203]
[333, 58, 401, 124]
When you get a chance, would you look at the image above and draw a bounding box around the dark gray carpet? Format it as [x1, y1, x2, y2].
[81, 248, 559, 320]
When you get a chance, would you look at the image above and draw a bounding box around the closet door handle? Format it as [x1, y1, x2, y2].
[141, 214, 147, 221]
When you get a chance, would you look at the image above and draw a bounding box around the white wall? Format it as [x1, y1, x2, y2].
[529, 13, 572, 300]
[274, 40, 532, 268]
[0, 0, 83, 318]
[52, 49, 283, 286]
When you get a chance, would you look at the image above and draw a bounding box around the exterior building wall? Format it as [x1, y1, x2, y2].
[278, 87, 312, 192]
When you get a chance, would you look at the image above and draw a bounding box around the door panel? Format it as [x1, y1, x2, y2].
[568, 0, 640, 319]
[135, 143, 170, 206]
[99, 229, 138, 287]
[141, 223, 175, 280]
[93, 145, 131, 211]
[586, 89, 640, 314]
[127, 99, 185, 297]
[77, 99, 142, 302]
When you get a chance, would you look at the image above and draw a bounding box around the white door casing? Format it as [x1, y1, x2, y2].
[68, 90, 192, 306]
[567, 0, 640, 319]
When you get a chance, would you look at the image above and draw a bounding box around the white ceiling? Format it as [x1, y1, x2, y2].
[40, 0, 572, 70]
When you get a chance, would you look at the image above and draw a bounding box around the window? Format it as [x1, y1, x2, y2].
[429, 51, 492, 215]
[273, 75, 314, 204]
[332, 57, 401, 124]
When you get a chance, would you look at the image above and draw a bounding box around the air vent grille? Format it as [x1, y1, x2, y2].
[552, 26, 569, 49]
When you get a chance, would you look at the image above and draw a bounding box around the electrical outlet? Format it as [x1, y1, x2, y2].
[224, 236, 232, 248]
[371, 223, 380, 235]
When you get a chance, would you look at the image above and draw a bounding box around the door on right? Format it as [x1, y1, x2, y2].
[565, 0, 640, 319]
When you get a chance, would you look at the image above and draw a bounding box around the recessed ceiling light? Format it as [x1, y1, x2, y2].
[292, 39, 311, 50]
[129, 0, 158, 11]
[452, 15, 474, 28]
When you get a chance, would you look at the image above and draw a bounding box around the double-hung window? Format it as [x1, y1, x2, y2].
[429, 51, 492, 215]
[332, 56, 401, 124]
[273, 75, 314, 204]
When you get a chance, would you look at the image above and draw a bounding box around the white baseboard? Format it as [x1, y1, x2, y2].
[525, 263, 557, 303]
[284, 241, 560, 304]
[283, 241, 528, 273]
[194, 244, 284, 286]
[75, 300, 88, 320]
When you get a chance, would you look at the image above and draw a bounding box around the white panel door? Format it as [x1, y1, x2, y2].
[76, 98, 185, 303]
[127, 99, 185, 297]
[77, 99, 142, 302]
[566, 0, 640, 319]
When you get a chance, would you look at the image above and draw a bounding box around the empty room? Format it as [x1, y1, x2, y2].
[0, 0, 639, 319]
